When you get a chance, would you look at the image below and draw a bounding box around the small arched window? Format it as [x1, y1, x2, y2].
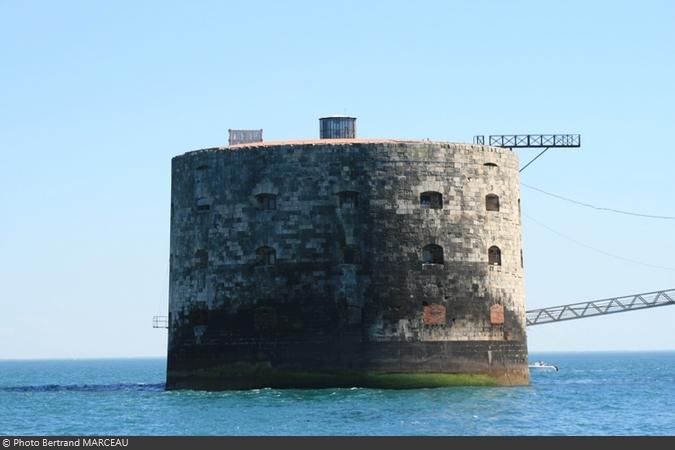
[486, 194, 500, 212]
[420, 191, 443, 209]
[422, 244, 444, 264]
[488, 246, 502, 266]
[484, 162, 498, 167]
[338, 191, 358, 209]
[256, 193, 277, 210]
[194, 249, 208, 268]
[196, 198, 210, 212]
[256, 246, 276, 266]
[342, 246, 360, 264]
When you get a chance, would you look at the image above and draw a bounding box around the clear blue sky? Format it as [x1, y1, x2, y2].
[1, 0, 673, 359]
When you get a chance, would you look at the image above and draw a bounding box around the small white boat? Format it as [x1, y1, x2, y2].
[528, 361, 559, 371]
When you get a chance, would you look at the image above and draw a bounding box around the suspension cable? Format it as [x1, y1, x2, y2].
[521, 183, 675, 220]
[522, 213, 675, 272]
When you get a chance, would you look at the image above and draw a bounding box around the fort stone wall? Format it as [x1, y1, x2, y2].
[166, 140, 529, 389]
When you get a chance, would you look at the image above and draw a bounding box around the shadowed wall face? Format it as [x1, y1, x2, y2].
[167, 141, 528, 389]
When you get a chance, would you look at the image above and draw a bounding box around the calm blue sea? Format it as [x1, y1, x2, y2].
[1, 352, 673, 435]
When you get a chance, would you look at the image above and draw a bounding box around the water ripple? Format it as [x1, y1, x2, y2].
[1, 383, 165, 392]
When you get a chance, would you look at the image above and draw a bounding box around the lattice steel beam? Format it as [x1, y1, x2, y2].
[526, 288, 675, 326]
[473, 134, 580, 149]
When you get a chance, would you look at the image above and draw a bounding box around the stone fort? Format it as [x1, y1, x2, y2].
[166, 116, 529, 389]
